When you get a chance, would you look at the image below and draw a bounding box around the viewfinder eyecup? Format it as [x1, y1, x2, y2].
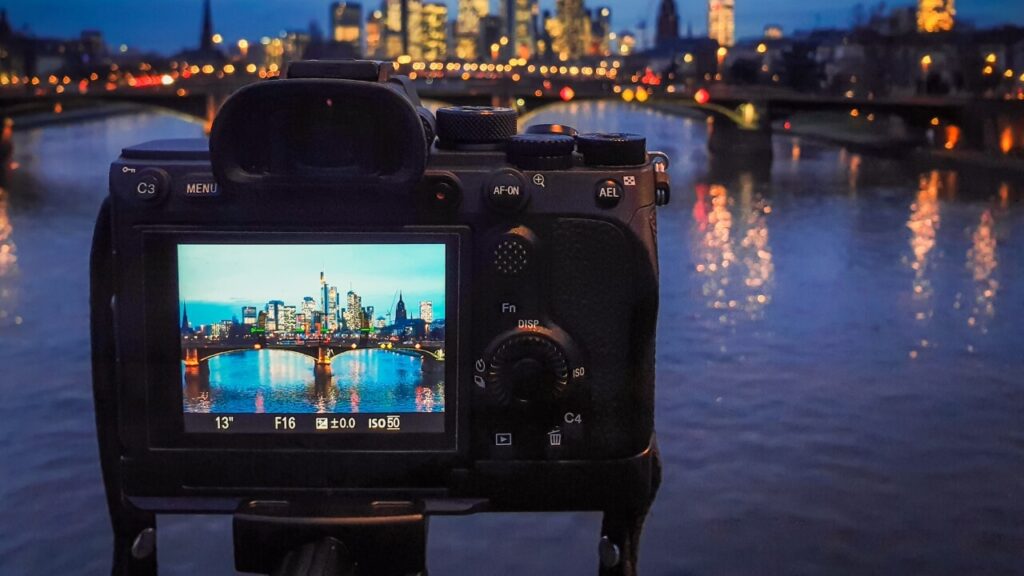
[209, 75, 427, 196]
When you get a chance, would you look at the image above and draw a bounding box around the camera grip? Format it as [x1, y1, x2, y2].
[91, 198, 157, 575]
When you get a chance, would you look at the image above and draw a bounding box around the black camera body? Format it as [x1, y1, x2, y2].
[92, 61, 667, 574]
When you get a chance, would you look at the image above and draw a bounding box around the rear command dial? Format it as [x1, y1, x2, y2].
[486, 333, 570, 407]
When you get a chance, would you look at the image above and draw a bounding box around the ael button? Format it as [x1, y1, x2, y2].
[484, 169, 528, 213]
[595, 179, 623, 208]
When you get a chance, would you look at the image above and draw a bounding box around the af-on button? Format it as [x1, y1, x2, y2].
[484, 169, 529, 213]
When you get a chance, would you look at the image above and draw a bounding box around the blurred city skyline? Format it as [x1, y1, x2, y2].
[4, 0, 1022, 56]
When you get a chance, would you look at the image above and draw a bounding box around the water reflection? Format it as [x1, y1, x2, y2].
[965, 208, 999, 336]
[691, 174, 774, 323]
[0, 186, 17, 328]
[905, 171, 943, 331]
[183, 349, 443, 414]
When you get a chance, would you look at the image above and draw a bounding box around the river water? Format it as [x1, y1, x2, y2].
[0, 102, 1021, 575]
[184, 349, 444, 414]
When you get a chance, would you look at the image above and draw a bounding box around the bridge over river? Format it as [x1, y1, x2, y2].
[182, 338, 445, 374]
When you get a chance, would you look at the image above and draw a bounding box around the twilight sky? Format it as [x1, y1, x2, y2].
[3, 1, 1022, 56]
[178, 243, 447, 326]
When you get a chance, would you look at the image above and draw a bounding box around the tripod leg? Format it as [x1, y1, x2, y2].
[110, 508, 157, 576]
[597, 441, 662, 576]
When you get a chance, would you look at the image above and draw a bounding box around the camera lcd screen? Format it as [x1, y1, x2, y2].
[177, 243, 448, 435]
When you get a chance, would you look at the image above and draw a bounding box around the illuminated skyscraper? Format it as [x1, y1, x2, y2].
[594, 7, 612, 57]
[917, 0, 954, 33]
[656, 0, 679, 48]
[345, 290, 364, 331]
[554, 0, 585, 61]
[282, 306, 297, 333]
[265, 300, 285, 332]
[502, 0, 536, 60]
[419, 301, 433, 324]
[422, 2, 448, 60]
[456, 0, 488, 60]
[406, 0, 424, 58]
[366, 9, 385, 57]
[327, 286, 340, 331]
[708, 0, 735, 48]
[384, 0, 404, 58]
[242, 306, 257, 326]
[331, 2, 363, 52]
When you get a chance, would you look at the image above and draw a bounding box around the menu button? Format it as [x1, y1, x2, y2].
[179, 174, 220, 198]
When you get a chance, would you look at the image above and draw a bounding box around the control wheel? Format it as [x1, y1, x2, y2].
[484, 330, 579, 407]
[436, 106, 517, 149]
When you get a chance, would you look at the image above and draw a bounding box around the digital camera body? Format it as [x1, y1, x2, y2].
[92, 61, 667, 574]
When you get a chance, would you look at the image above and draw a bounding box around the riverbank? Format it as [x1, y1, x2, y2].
[4, 102, 163, 130]
[650, 100, 1024, 177]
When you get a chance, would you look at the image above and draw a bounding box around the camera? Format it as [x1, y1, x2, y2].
[91, 60, 669, 575]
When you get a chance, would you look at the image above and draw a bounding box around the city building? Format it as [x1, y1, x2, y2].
[384, 0, 404, 58]
[480, 15, 504, 60]
[918, 0, 955, 33]
[708, 0, 735, 48]
[327, 286, 340, 331]
[282, 306, 297, 333]
[199, 0, 215, 53]
[181, 303, 192, 334]
[616, 30, 636, 56]
[242, 306, 257, 326]
[395, 292, 408, 323]
[764, 25, 784, 39]
[554, 0, 585, 61]
[455, 0, 488, 60]
[656, 0, 679, 49]
[366, 8, 385, 58]
[330, 2, 363, 54]
[179, 0, 225, 64]
[406, 0, 424, 58]
[421, 2, 448, 61]
[420, 301, 433, 324]
[265, 300, 285, 332]
[503, 0, 536, 60]
[345, 290, 364, 331]
[593, 7, 612, 57]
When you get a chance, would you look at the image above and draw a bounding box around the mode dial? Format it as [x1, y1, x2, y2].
[507, 134, 576, 170]
[436, 106, 517, 149]
[486, 333, 570, 407]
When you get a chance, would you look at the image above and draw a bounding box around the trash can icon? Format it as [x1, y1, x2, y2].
[548, 428, 562, 446]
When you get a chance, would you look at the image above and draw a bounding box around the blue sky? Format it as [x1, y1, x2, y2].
[5, 1, 1021, 56]
[178, 243, 446, 326]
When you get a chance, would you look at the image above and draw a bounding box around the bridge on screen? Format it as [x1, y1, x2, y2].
[182, 338, 445, 374]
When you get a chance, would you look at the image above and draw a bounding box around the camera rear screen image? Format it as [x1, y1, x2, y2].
[177, 243, 447, 434]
